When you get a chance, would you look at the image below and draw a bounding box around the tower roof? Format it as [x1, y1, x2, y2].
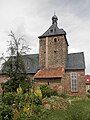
[38, 14, 66, 38]
[52, 14, 58, 26]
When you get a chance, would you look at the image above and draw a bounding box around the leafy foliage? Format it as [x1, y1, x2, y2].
[1, 90, 90, 120]
[59, 92, 68, 99]
[40, 85, 58, 98]
[42, 96, 69, 110]
[0, 104, 13, 120]
[1, 31, 31, 92]
[2, 92, 15, 105]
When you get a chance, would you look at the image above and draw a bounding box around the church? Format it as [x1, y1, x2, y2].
[0, 14, 86, 96]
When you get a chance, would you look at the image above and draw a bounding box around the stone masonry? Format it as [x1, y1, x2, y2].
[39, 35, 68, 68]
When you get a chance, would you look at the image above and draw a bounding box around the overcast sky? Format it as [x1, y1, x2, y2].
[0, 0, 90, 74]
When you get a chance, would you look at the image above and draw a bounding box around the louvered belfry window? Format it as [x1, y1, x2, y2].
[70, 72, 78, 92]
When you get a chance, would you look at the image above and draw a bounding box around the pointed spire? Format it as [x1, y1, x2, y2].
[52, 13, 58, 26]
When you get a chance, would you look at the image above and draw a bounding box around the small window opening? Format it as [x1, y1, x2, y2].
[54, 38, 57, 42]
[44, 51, 46, 53]
[54, 50, 57, 53]
[50, 29, 53, 33]
[47, 82, 49, 85]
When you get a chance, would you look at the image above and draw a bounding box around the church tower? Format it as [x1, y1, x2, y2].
[38, 14, 68, 68]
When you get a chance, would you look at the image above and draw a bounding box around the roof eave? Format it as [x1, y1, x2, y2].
[38, 34, 69, 46]
[38, 33, 66, 38]
[34, 76, 62, 79]
[65, 68, 85, 71]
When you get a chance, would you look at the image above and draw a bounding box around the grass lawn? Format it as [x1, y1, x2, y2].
[34, 99, 90, 120]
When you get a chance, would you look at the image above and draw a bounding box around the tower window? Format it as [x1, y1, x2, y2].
[54, 50, 57, 53]
[54, 38, 57, 42]
[50, 29, 53, 33]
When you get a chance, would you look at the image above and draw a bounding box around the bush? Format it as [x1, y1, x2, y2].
[18, 107, 50, 120]
[0, 104, 13, 120]
[2, 92, 15, 105]
[14, 93, 26, 110]
[33, 96, 42, 106]
[1, 78, 20, 92]
[59, 92, 68, 99]
[40, 85, 58, 98]
[86, 93, 90, 98]
[42, 96, 69, 110]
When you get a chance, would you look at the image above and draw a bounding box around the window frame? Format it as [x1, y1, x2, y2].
[70, 72, 78, 92]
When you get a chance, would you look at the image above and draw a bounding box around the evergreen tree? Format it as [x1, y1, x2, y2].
[1, 31, 31, 92]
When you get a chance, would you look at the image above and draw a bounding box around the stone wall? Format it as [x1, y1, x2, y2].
[39, 38, 46, 68]
[34, 69, 86, 96]
[0, 70, 86, 96]
[35, 78, 63, 93]
[63, 70, 86, 96]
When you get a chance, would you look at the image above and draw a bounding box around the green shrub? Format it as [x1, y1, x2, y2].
[0, 104, 13, 120]
[40, 85, 58, 98]
[59, 92, 68, 99]
[18, 107, 49, 120]
[1, 78, 20, 92]
[42, 96, 69, 110]
[2, 92, 15, 105]
[33, 96, 42, 106]
[86, 93, 90, 98]
[14, 93, 26, 110]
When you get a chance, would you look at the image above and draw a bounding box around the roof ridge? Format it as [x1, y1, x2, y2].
[68, 52, 84, 55]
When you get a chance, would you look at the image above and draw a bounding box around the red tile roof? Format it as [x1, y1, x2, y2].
[85, 75, 90, 84]
[34, 67, 64, 78]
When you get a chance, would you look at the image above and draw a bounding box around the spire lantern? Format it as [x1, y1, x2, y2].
[52, 14, 58, 26]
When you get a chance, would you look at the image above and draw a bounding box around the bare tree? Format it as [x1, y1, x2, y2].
[1, 31, 31, 92]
